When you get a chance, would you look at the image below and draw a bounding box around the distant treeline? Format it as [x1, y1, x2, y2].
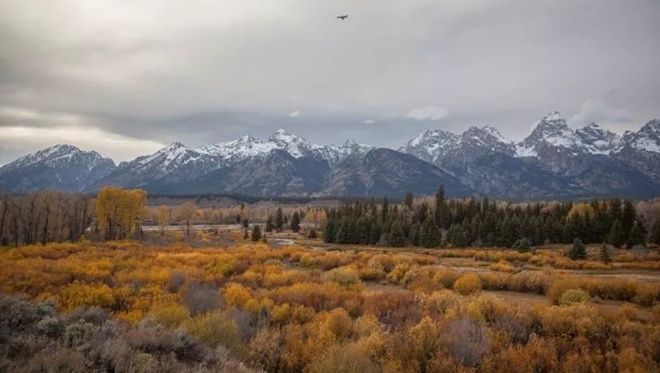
[324, 187, 660, 249]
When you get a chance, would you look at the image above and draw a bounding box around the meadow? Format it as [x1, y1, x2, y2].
[0, 233, 658, 373]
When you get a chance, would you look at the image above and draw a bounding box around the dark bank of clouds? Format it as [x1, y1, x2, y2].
[0, 0, 659, 164]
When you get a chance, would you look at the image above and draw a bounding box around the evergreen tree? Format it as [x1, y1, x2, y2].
[621, 200, 636, 243]
[291, 211, 301, 233]
[308, 229, 318, 239]
[608, 219, 624, 248]
[627, 221, 645, 247]
[599, 245, 612, 264]
[275, 208, 284, 232]
[265, 216, 274, 233]
[420, 216, 441, 248]
[652, 220, 660, 245]
[243, 229, 249, 240]
[251, 225, 262, 242]
[324, 217, 336, 243]
[369, 220, 382, 245]
[404, 191, 414, 209]
[381, 196, 389, 222]
[389, 221, 405, 247]
[513, 238, 531, 253]
[568, 238, 587, 260]
[435, 186, 451, 229]
[242, 217, 249, 229]
[409, 222, 421, 247]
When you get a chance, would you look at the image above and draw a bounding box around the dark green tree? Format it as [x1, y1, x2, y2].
[420, 216, 441, 248]
[568, 238, 587, 260]
[308, 229, 318, 239]
[324, 218, 336, 243]
[513, 238, 531, 253]
[251, 225, 262, 242]
[381, 196, 389, 222]
[652, 220, 660, 245]
[265, 215, 274, 233]
[275, 208, 284, 232]
[389, 221, 405, 247]
[627, 221, 645, 247]
[291, 211, 301, 233]
[435, 186, 451, 229]
[409, 222, 421, 247]
[404, 191, 414, 209]
[608, 219, 624, 248]
[621, 200, 636, 243]
[242, 217, 249, 229]
[599, 245, 612, 264]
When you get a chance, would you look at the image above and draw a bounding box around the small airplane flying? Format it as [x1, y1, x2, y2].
[337, 15, 348, 20]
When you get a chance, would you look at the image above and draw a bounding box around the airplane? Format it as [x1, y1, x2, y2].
[337, 15, 348, 20]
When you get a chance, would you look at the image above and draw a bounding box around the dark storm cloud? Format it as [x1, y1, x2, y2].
[0, 0, 659, 164]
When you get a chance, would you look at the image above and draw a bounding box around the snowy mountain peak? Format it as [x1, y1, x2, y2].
[543, 111, 564, 122]
[623, 119, 660, 153]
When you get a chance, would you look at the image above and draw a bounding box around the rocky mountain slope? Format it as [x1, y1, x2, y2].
[1, 113, 658, 199]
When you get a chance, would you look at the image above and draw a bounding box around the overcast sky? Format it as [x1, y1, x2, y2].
[1, 0, 659, 164]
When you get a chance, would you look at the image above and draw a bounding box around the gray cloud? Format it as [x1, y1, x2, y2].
[0, 0, 659, 163]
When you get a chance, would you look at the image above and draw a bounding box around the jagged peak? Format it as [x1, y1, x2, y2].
[543, 111, 564, 122]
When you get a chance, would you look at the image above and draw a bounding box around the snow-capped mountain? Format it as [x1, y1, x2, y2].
[0, 144, 116, 192]
[616, 119, 660, 182]
[198, 129, 371, 165]
[90, 142, 222, 190]
[575, 123, 623, 154]
[2, 113, 659, 199]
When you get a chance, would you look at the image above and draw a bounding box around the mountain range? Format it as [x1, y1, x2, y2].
[1, 112, 659, 199]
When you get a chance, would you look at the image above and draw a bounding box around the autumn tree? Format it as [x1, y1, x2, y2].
[95, 187, 146, 241]
[157, 205, 170, 236]
[177, 202, 197, 237]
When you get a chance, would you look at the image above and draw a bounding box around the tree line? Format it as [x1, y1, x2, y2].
[323, 186, 660, 249]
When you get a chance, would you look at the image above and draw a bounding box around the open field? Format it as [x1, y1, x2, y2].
[1, 235, 658, 372]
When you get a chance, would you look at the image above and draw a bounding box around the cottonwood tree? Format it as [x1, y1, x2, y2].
[95, 187, 146, 240]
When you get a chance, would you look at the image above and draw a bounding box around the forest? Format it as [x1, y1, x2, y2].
[0, 186, 659, 372]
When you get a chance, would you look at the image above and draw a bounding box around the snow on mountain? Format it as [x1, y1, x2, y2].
[623, 119, 660, 153]
[0, 144, 116, 192]
[399, 126, 514, 165]
[398, 129, 460, 164]
[198, 129, 370, 165]
[133, 142, 209, 173]
[575, 123, 623, 155]
[516, 112, 584, 157]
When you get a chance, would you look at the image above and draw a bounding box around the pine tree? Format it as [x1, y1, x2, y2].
[381, 196, 389, 222]
[404, 191, 414, 209]
[291, 211, 301, 233]
[324, 218, 336, 243]
[420, 216, 441, 248]
[652, 220, 660, 245]
[627, 221, 645, 247]
[409, 222, 421, 247]
[513, 238, 531, 253]
[608, 219, 624, 248]
[369, 220, 382, 245]
[568, 238, 587, 260]
[308, 229, 318, 239]
[265, 216, 274, 233]
[242, 217, 249, 229]
[621, 200, 636, 243]
[389, 221, 405, 247]
[599, 245, 612, 264]
[435, 186, 451, 229]
[251, 225, 262, 242]
[275, 208, 284, 231]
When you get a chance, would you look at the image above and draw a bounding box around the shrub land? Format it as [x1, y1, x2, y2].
[0, 241, 658, 372]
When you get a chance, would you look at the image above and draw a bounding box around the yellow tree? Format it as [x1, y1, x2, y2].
[95, 187, 146, 240]
[157, 205, 170, 235]
[177, 202, 197, 236]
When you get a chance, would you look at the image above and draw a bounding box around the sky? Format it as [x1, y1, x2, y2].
[1, 0, 659, 165]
